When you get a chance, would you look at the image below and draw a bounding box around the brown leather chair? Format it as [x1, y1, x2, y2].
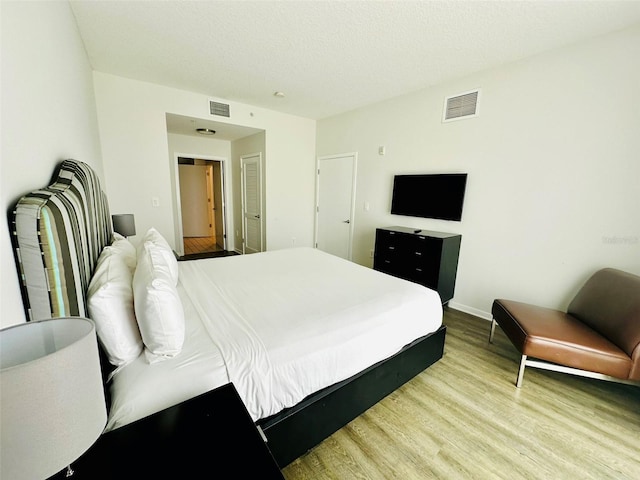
[490, 268, 640, 387]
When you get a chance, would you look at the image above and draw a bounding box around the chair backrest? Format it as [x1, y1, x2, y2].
[568, 268, 640, 359]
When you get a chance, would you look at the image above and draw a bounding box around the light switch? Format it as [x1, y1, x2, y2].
[152, 197, 160, 207]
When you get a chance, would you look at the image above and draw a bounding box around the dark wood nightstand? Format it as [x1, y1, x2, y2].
[49, 383, 284, 479]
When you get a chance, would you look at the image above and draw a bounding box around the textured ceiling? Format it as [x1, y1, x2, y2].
[70, 1, 640, 120]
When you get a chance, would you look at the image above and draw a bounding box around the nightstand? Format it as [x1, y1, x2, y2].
[49, 383, 284, 479]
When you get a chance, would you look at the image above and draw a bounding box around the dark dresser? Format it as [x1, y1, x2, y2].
[373, 226, 462, 304]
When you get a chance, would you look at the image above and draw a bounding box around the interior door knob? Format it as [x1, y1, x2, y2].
[343, 219, 350, 224]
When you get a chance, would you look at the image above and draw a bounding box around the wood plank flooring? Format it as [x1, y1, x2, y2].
[183, 236, 223, 255]
[282, 308, 640, 479]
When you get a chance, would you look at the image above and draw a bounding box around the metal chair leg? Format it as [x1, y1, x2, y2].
[516, 355, 527, 388]
[489, 318, 496, 343]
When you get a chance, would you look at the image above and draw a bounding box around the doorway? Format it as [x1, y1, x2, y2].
[178, 157, 226, 255]
[315, 152, 357, 260]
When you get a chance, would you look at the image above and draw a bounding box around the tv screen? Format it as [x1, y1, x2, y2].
[391, 173, 468, 221]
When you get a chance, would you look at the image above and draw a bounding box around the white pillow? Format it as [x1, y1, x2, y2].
[138, 227, 178, 284]
[88, 251, 143, 366]
[102, 232, 137, 273]
[133, 241, 185, 363]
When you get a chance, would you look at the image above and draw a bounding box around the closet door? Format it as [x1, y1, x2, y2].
[241, 153, 263, 254]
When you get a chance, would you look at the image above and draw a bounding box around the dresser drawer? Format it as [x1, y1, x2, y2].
[374, 230, 410, 272]
[373, 255, 406, 277]
[375, 229, 412, 252]
[409, 236, 441, 268]
[404, 265, 439, 290]
[373, 227, 461, 304]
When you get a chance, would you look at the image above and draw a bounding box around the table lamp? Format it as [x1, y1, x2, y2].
[111, 214, 136, 237]
[0, 317, 107, 479]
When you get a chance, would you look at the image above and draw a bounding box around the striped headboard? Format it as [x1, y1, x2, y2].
[11, 160, 112, 321]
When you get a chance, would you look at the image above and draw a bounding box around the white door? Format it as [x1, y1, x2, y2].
[241, 153, 263, 254]
[179, 164, 211, 237]
[315, 153, 357, 260]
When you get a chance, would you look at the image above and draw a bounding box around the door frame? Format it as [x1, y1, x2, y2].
[314, 152, 358, 260]
[173, 152, 228, 256]
[240, 152, 264, 254]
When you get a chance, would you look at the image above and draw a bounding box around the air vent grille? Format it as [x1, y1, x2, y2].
[443, 90, 480, 122]
[210, 101, 230, 117]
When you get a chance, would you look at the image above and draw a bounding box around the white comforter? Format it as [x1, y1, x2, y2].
[106, 247, 442, 430]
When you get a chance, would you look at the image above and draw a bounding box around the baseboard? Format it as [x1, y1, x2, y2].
[448, 301, 492, 321]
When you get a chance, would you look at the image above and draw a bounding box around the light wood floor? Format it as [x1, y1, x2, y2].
[282, 308, 640, 479]
[183, 236, 223, 255]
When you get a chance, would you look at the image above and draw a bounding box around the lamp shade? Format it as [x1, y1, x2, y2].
[112, 214, 136, 237]
[0, 318, 107, 480]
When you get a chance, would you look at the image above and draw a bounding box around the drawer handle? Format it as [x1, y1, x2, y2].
[388, 246, 395, 250]
[415, 268, 422, 272]
[415, 252, 422, 256]
[384, 260, 391, 264]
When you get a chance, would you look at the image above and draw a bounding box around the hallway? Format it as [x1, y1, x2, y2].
[183, 236, 223, 256]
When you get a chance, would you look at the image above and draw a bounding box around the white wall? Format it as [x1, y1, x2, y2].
[317, 26, 640, 318]
[1, 2, 104, 327]
[93, 73, 316, 254]
[4, 4, 636, 329]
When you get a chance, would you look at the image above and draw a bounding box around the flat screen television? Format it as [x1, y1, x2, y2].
[390, 173, 468, 221]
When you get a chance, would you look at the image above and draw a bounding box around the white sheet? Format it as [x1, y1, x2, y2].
[106, 247, 442, 430]
[105, 279, 228, 431]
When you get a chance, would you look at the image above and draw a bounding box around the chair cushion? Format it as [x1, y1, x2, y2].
[568, 268, 640, 359]
[492, 299, 632, 379]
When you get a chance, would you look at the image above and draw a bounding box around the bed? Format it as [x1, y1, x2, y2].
[10, 159, 446, 468]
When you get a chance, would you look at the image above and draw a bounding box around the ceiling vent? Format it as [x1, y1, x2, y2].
[443, 89, 480, 122]
[209, 100, 230, 118]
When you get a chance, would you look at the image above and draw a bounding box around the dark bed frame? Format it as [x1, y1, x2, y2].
[260, 325, 446, 467]
[10, 159, 447, 469]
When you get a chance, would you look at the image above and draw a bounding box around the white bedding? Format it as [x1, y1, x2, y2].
[106, 247, 442, 431]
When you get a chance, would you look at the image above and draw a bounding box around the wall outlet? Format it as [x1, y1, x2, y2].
[151, 196, 160, 207]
